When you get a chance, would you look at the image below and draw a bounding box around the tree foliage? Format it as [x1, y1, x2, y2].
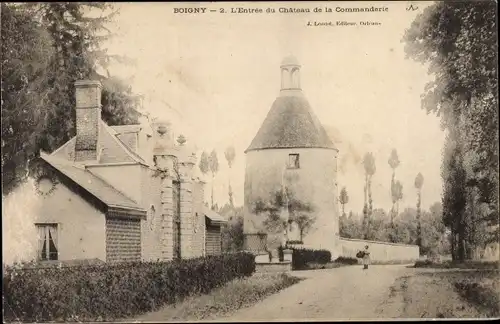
[224, 146, 236, 206]
[1, 4, 54, 194]
[362, 152, 376, 238]
[253, 189, 315, 242]
[340, 203, 449, 256]
[224, 146, 236, 169]
[208, 149, 219, 209]
[219, 204, 244, 252]
[403, 1, 498, 260]
[1, 3, 141, 195]
[388, 149, 401, 221]
[199, 151, 209, 175]
[339, 186, 349, 217]
[415, 172, 424, 248]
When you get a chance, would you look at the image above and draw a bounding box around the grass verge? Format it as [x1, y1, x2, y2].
[414, 260, 500, 270]
[395, 270, 498, 318]
[131, 272, 303, 322]
[454, 271, 499, 317]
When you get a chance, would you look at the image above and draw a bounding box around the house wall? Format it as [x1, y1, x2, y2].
[88, 164, 142, 203]
[339, 238, 420, 262]
[244, 147, 340, 256]
[137, 129, 155, 166]
[2, 177, 107, 264]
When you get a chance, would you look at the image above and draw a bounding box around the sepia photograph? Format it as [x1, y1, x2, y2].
[1, 1, 498, 322]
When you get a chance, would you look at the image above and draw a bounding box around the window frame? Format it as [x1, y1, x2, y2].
[288, 153, 300, 169]
[35, 223, 59, 261]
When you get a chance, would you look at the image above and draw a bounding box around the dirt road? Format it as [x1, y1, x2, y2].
[221, 264, 412, 321]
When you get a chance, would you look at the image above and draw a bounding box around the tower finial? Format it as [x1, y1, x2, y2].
[280, 55, 301, 91]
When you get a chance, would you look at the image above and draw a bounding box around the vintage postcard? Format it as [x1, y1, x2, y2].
[2, 1, 498, 322]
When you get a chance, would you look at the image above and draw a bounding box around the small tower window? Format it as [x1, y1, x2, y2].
[288, 154, 300, 169]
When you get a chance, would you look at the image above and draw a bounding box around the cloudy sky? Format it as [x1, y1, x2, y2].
[104, 1, 445, 214]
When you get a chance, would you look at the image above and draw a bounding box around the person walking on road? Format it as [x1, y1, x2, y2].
[362, 245, 371, 270]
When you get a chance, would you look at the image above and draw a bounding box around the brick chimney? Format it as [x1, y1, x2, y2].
[74, 80, 102, 162]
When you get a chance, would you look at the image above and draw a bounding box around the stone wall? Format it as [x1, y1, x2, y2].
[338, 238, 419, 262]
[139, 166, 163, 261]
[160, 177, 174, 260]
[190, 181, 206, 257]
[180, 180, 194, 258]
[255, 261, 292, 273]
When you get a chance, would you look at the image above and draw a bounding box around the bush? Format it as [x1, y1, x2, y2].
[2, 252, 255, 322]
[286, 240, 303, 245]
[334, 256, 359, 265]
[291, 248, 331, 270]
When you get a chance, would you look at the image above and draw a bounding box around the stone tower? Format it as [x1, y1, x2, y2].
[243, 56, 340, 258]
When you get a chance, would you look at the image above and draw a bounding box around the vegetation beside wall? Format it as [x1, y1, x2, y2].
[291, 248, 331, 270]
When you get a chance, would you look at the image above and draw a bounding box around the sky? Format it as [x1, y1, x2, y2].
[103, 1, 445, 214]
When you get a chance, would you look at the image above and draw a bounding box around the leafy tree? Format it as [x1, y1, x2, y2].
[365, 209, 390, 242]
[403, 1, 498, 260]
[388, 180, 404, 243]
[208, 149, 219, 209]
[388, 149, 401, 225]
[199, 151, 209, 176]
[253, 189, 314, 244]
[1, 3, 141, 195]
[414, 172, 424, 249]
[219, 204, 244, 252]
[1, 4, 54, 194]
[339, 213, 364, 239]
[393, 181, 404, 216]
[362, 152, 376, 239]
[339, 186, 349, 217]
[224, 146, 236, 206]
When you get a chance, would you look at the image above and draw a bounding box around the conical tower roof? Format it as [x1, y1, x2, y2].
[245, 58, 337, 153]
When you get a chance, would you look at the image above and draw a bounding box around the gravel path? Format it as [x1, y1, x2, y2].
[220, 264, 413, 321]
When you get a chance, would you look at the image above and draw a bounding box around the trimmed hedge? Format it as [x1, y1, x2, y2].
[334, 256, 359, 265]
[286, 240, 303, 245]
[291, 248, 331, 270]
[2, 252, 255, 322]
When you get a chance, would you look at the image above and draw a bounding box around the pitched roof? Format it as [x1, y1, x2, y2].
[51, 121, 147, 165]
[111, 125, 142, 134]
[40, 152, 146, 216]
[203, 206, 227, 225]
[246, 94, 337, 152]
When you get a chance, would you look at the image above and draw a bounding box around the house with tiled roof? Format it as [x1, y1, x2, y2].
[16, 80, 226, 264]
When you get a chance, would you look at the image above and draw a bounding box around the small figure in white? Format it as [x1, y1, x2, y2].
[362, 245, 371, 270]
